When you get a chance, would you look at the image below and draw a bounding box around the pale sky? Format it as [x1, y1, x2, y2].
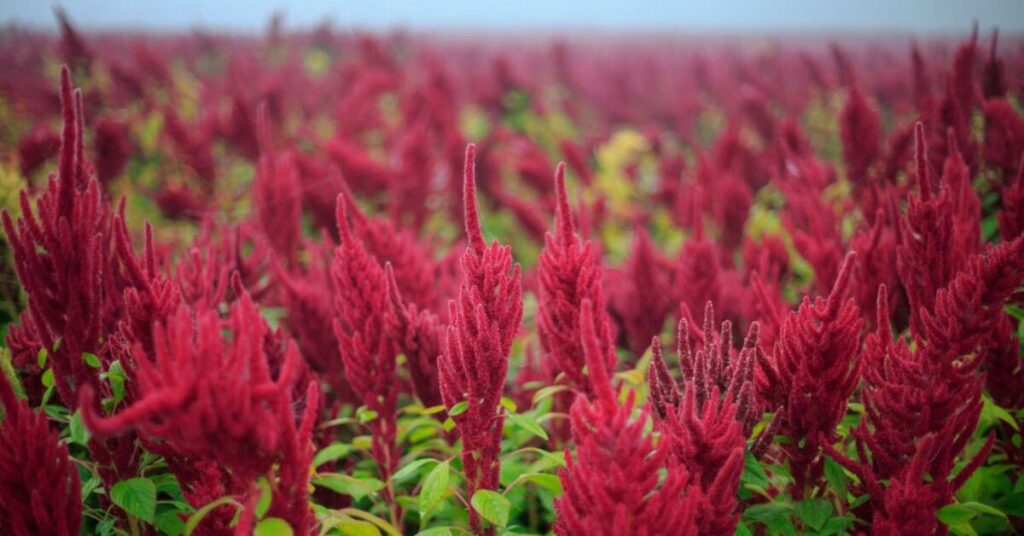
[2, 0, 1022, 34]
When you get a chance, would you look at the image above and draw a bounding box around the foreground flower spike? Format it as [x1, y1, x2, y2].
[2, 65, 143, 487]
[897, 122, 976, 335]
[80, 283, 319, 532]
[80, 284, 315, 478]
[555, 299, 700, 536]
[826, 419, 995, 535]
[0, 374, 82, 536]
[758, 252, 862, 495]
[3, 65, 101, 408]
[537, 162, 615, 395]
[331, 194, 403, 520]
[648, 303, 759, 534]
[438, 143, 523, 535]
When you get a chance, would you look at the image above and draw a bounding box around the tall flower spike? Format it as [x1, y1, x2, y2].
[538, 163, 615, 395]
[897, 121, 971, 336]
[647, 302, 762, 534]
[332, 194, 402, 522]
[2, 66, 143, 486]
[556, 301, 700, 536]
[438, 144, 523, 535]
[839, 83, 881, 187]
[253, 103, 302, 266]
[759, 252, 862, 496]
[0, 374, 82, 536]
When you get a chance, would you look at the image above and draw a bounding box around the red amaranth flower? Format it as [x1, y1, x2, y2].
[555, 299, 700, 536]
[384, 263, 445, 407]
[16, 124, 60, 177]
[332, 194, 402, 514]
[80, 287, 312, 477]
[897, 122, 975, 335]
[438, 144, 523, 534]
[999, 160, 1024, 241]
[606, 225, 674, 359]
[92, 117, 131, 184]
[253, 106, 303, 266]
[648, 303, 765, 534]
[757, 252, 862, 495]
[537, 163, 614, 395]
[839, 84, 881, 186]
[982, 29, 1006, 99]
[0, 375, 82, 536]
[983, 98, 1024, 180]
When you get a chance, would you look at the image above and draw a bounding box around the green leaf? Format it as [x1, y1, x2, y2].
[338, 520, 380, 536]
[530, 384, 569, 406]
[69, 409, 91, 445]
[402, 404, 447, 416]
[415, 528, 453, 536]
[742, 452, 771, 488]
[357, 406, 379, 424]
[982, 396, 1020, 432]
[471, 490, 511, 528]
[313, 443, 354, 468]
[507, 412, 549, 441]
[255, 477, 273, 519]
[390, 458, 438, 482]
[937, 501, 1008, 525]
[155, 509, 187, 536]
[81, 476, 102, 499]
[312, 474, 385, 501]
[442, 417, 456, 432]
[959, 502, 1007, 519]
[794, 499, 832, 531]
[418, 461, 450, 520]
[499, 397, 518, 412]
[447, 401, 468, 417]
[107, 360, 126, 406]
[734, 521, 753, 536]
[37, 347, 48, 368]
[111, 477, 157, 523]
[254, 517, 293, 536]
[522, 473, 562, 495]
[818, 516, 853, 536]
[41, 368, 54, 388]
[82, 352, 102, 368]
[823, 456, 849, 498]
[183, 496, 239, 535]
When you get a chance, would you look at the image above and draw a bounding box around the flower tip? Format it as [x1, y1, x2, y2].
[334, 193, 354, 243]
[462, 143, 485, 252]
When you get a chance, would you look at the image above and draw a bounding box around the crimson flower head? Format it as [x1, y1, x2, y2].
[758, 252, 862, 493]
[537, 162, 614, 395]
[555, 300, 700, 536]
[648, 302, 763, 534]
[92, 117, 131, 184]
[332, 194, 401, 483]
[253, 105, 303, 266]
[81, 284, 316, 481]
[839, 84, 881, 185]
[0, 374, 82, 536]
[438, 144, 523, 534]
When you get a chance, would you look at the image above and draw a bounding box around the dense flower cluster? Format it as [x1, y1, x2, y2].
[438, 145, 523, 534]
[1, 16, 1023, 536]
